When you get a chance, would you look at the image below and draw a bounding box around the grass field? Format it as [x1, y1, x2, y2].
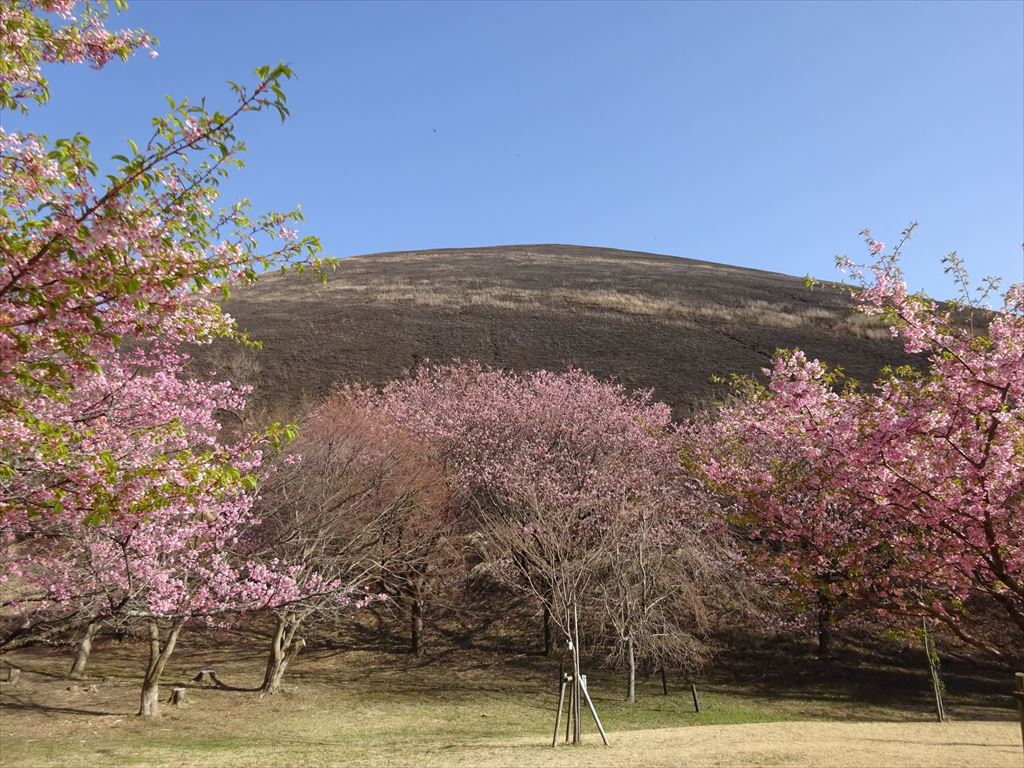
[1, 629, 1019, 767]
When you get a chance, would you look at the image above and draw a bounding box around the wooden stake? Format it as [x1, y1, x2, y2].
[552, 675, 568, 748]
[1013, 672, 1023, 759]
[572, 605, 582, 744]
[690, 683, 701, 713]
[922, 619, 945, 723]
[579, 674, 609, 746]
[565, 675, 572, 743]
[660, 667, 668, 696]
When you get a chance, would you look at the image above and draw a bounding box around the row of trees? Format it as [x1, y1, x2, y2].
[340, 365, 748, 698]
[252, 242, 1023, 695]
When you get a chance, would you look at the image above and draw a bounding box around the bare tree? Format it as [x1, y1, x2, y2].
[469, 488, 612, 744]
[251, 396, 455, 691]
[597, 504, 752, 703]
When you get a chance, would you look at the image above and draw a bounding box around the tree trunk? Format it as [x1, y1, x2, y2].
[68, 620, 99, 679]
[543, 605, 552, 656]
[260, 613, 306, 695]
[411, 599, 423, 656]
[410, 575, 425, 656]
[625, 634, 636, 704]
[571, 604, 582, 744]
[138, 619, 183, 718]
[816, 593, 832, 658]
[139, 677, 161, 718]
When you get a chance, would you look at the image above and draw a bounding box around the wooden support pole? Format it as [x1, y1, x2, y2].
[922, 619, 945, 723]
[661, 667, 669, 696]
[552, 675, 568, 748]
[579, 674, 609, 747]
[1013, 672, 1023, 760]
[691, 683, 701, 713]
[572, 605, 582, 745]
[565, 675, 572, 743]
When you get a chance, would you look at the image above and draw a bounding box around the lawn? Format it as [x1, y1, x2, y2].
[0, 629, 1019, 767]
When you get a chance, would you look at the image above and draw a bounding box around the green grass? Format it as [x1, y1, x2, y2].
[0, 633, 1016, 768]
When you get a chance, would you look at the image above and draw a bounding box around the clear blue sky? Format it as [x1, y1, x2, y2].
[7, 0, 1023, 299]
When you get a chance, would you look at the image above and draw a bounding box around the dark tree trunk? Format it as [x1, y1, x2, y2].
[816, 593, 833, 658]
[625, 634, 636, 704]
[138, 619, 183, 718]
[410, 574, 425, 656]
[68, 620, 99, 679]
[543, 605, 552, 656]
[260, 613, 305, 695]
[411, 598, 424, 656]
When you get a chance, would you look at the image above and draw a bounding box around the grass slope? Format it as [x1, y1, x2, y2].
[204, 245, 916, 418]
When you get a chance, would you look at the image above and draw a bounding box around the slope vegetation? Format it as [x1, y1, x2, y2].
[210, 244, 914, 417]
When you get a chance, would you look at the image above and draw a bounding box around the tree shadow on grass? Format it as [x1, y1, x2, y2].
[180, 678, 259, 693]
[856, 737, 1021, 749]
[0, 661, 66, 681]
[698, 633, 1018, 722]
[0, 694, 120, 718]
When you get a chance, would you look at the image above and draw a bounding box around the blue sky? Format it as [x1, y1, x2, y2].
[6, 0, 1023, 299]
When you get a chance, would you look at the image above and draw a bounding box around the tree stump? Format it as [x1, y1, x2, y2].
[66, 683, 99, 694]
[192, 669, 221, 687]
[168, 687, 188, 706]
[2, 667, 21, 685]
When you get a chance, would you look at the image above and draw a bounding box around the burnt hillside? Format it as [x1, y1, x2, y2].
[204, 244, 915, 419]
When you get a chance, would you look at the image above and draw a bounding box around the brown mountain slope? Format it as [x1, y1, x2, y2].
[206, 244, 915, 419]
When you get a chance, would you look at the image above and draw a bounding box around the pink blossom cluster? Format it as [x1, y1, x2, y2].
[347, 364, 707, 545]
[687, 238, 1023, 654]
[1, 1, 155, 111]
[0, 345, 310, 628]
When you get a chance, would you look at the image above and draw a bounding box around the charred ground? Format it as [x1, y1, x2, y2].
[205, 244, 915, 418]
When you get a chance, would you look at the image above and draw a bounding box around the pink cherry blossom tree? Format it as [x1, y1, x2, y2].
[0, 2, 358, 715]
[248, 397, 451, 691]
[686, 228, 1022, 658]
[836, 227, 1022, 654]
[2, 0, 325, 532]
[0, 344, 321, 716]
[683, 352, 909, 655]
[2, 0, 156, 112]
[358, 363, 742, 727]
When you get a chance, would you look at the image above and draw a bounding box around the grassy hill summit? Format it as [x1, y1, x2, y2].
[215, 244, 913, 416]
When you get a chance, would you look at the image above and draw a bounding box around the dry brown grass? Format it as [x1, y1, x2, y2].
[1, 626, 1018, 768]
[194, 245, 916, 420]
